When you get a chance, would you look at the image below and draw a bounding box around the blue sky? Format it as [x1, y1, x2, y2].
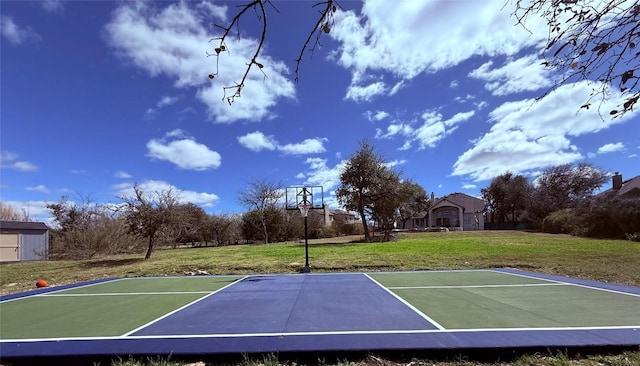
[1, 0, 638, 223]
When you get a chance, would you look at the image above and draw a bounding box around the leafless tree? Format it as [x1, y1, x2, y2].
[0, 201, 31, 222]
[207, 0, 340, 105]
[512, 0, 640, 117]
[238, 178, 284, 244]
[120, 184, 180, 259]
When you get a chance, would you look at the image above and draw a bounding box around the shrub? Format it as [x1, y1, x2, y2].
[542, 210, 578, 234]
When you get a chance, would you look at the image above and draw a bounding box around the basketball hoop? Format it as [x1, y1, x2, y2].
[298, 202, 311, 217]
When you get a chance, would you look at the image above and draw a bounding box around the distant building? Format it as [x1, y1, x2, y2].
[0, 221, 50, 261]
[403, 192, 485, 231]
[599, 172, 640, 199]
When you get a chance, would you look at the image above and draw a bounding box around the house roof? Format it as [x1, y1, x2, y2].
[0, 221, 49, 231]
[431, 192, 485, 213]
[600, 175, 640, 197]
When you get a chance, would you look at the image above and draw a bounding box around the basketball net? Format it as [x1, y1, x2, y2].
[298, 202, 311, 218]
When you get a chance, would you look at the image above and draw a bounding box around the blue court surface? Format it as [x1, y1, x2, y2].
[0, 269, 639, 359]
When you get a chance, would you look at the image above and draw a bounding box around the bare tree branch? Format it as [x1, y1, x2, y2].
[207, 0, 341, 105]
[511, 0, 640, 118]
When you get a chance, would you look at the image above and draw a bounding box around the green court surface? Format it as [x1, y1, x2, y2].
[1, 270, 638, 358]
[0, 276, 241, 339]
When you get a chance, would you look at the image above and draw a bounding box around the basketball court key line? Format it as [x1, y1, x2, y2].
[120, 276, 248, 337]
[363, 273, 446, 330]
[490, 269, 640, 297]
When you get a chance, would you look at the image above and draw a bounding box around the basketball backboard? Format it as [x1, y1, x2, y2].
[285, 186, 324, 210]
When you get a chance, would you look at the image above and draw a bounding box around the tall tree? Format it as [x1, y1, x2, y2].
[336, 140, 396, 242]
[512, 0, 639, 117]
[530, 163, 608, 221]
[397, 182, 430, 229]
[120, 184, 180, 259]
[238, 178, 283, 244]
[482, 172, 533, 223]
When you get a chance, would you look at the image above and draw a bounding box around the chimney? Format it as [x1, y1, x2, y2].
[612, 172, 623, 190]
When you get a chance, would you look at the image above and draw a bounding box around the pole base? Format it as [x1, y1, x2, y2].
[301, 265, 311, 273]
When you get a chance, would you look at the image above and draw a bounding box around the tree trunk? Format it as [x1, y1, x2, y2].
[144, 235, 154, 259]
[359, 209, 371, 242]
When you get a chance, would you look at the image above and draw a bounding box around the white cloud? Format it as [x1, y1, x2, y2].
[452, 81, 638, 181]
[365, 110, 390, 122]
[26, 185, 50, 193]
[450, 80, 459, 88]
[41, 0, 64, 14]
[462, 184, 477, 189]
[237, 131, 277, 152]
[113, 180, 219, 207]
[157, 95, 179, 107]
[1, 15, 41, 45]
[469, 54, 554, 96]
[104, 1, 295, 123]
[238, 131, 327, 155]
[376, 110, 475, 150]
[279, 138, 327, 155]
[597, 142, 624, 154]
[345, 81, 386, 102]
[0, 151, 38, 172]
[115, 171, 132, 179]
[329, 0, 547, 100]
[147, 130, 221, 170]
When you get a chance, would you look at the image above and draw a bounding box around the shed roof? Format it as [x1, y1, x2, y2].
[0, 221, 49, 231]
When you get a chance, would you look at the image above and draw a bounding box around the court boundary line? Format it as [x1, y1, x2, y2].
[388, 283, 567, 290]
[120, 276, 248, 337]
[4, 324, 639, 343]
[0, 278, 124, 303]
[363, 273, 446, 330]
[38, 291, 212, 297]
[490, 269, 640, 298]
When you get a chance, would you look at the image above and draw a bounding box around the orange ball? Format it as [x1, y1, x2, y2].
[36, 280, 48, 288]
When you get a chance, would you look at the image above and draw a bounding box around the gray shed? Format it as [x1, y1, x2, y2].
[0, 221, 50, 261]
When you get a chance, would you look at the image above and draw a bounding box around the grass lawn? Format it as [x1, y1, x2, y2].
[2, 231, 638, 295]
[1, 231, 638, 366]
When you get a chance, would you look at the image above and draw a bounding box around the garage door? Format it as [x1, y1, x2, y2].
[0, 233, 20, 261]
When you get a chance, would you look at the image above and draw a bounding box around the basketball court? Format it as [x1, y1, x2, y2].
[1, 269, 639, 359]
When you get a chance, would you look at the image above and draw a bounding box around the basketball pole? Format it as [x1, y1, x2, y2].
[302, 187, 311, 273]
[303, 212, 310, 273]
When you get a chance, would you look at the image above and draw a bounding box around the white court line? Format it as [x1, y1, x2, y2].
[3, 324, 639, 343]
[490, 269, 640, 298]
[363, 273, 446, 330]
[38, 291, 212, 297]
[120, 276, 248, 337]
[388, 283, 567, 290]
[0, 278, 126, 304]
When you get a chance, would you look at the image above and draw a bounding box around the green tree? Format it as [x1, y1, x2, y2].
[397, 182, 430, 229]
[530, 163, 608, 222]
[336, 141, 389, 242]
[482, 172, 532, 224]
